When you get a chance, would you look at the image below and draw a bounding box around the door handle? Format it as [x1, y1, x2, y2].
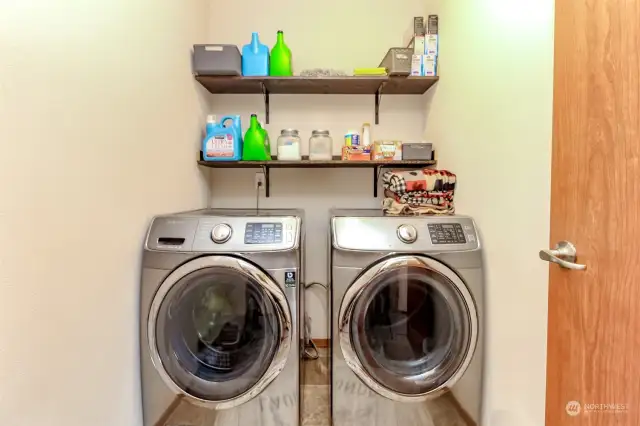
[539, 241, 587, 270]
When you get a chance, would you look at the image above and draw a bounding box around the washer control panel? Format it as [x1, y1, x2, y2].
[244, 222, 283, 244]
[428, 223, 467, 245]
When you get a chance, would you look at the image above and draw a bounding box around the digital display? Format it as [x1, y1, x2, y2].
[244, 222, 283, 244]
[428, 223, 467, 245]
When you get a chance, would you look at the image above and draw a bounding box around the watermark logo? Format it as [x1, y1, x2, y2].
[566, 401, 581, 416]
[565, 400, 629, 416]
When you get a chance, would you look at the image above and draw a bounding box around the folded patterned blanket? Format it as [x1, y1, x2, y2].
[382, 169, 456, 195]
[383, 197, 454, 215]
[383, 189, 455, 216]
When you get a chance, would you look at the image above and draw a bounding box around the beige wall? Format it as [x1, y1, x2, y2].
[0, 1, 210, 425]
[206, 0, 436, 339]
[424, 1, 554, 425]
[208, 0, 554, 425]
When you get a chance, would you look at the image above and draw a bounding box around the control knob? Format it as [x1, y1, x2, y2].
[397, 224, 418, 244]
[211, 223, 232, 244]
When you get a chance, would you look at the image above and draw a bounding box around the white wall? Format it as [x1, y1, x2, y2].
[424, 1, 554, 425]
[206, 0, 436, 339]
[0, 1, 210, 425]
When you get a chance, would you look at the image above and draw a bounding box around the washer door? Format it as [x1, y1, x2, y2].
[148, 256, 291, 409]
[339, 255, 478, 402]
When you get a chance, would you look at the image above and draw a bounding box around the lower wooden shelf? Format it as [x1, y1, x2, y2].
[198, 156, 437, 197]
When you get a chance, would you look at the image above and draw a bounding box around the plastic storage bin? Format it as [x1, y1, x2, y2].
[379, 48, 414, 76]
[193, 44, 241, 76]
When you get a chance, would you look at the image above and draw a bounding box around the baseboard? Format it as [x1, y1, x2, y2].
[312, 338, 329, 348]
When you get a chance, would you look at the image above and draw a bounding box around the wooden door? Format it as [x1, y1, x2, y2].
[545, 0, 640, 424]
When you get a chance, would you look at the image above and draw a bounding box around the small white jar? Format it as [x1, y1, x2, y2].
[277, 129, 302, 161]
[309, 130, 333, 161]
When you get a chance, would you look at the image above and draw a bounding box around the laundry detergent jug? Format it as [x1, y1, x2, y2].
[270, 30, 292, 76]
[202, 115, 243, 161]
[243, 114, 269, 161]
[242, 33, 269, 76]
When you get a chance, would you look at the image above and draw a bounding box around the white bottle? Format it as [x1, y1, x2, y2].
[361, 123, 372, 146]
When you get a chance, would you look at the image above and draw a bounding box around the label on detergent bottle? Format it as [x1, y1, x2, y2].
[206, 134, 235, 157]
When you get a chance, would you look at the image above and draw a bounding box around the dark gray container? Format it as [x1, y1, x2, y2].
[192, 44, 241, 76]
[379, 47, 414, 76]
[402, 143, 433, 160]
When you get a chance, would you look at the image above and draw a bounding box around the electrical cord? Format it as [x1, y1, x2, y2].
[302, 281, 328, 360]
[256, 180, 262, 213]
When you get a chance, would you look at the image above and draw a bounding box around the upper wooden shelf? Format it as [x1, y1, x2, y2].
[195, 76, 439, 95]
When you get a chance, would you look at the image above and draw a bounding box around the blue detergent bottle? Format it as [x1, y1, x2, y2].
[202, 115, 243, 161]
[242, 33, 269, 76]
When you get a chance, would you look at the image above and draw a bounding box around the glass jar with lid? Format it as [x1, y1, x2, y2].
[277, 129, 302, 161]
[308, 130, 333, 161]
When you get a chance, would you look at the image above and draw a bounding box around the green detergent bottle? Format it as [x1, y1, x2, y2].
[259, 120, 272, 159]
[270, 31, 292, 76]
[243, 115, 269, 161]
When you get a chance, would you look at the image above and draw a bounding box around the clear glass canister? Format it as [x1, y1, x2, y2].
[309, 130, 333, 161]
[277, 129, 302, 161]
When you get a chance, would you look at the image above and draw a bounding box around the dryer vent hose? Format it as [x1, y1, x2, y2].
[302, 282, 328, 360]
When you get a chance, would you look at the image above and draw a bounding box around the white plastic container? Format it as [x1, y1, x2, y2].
[309, 130, 333, 161]
[361, 123, 372, 146]
[277, 129, 302, 160]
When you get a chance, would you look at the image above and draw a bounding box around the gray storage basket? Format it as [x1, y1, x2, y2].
[379, 48, 414, 76]
[192, 44, 241, 76]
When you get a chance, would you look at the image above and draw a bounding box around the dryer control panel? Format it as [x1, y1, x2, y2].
[331, 214, 479, 252]
[428, 223, 467, 245]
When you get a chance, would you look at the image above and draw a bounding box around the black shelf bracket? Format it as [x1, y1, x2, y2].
[262, 165, 270, 197]
[374, 82, 386, 125]
[261, 83, 270, 124]
[373, 166, 386, 197]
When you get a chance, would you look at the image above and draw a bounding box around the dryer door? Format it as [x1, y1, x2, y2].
[148, 255, 291, 409]
[339, 255, 478, 402]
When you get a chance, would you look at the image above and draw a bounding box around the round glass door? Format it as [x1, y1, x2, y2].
[148, 256, 291, 408]
[339, 255, 477, 402]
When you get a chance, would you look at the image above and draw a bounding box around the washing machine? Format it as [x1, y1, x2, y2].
[330, 209, 483, 426]
[140, 209, 303, 426]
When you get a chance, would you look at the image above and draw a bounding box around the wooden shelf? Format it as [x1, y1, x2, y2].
[195, 76, 438, 95]
[199, 156, 437, 197]
[194, 75, 439, 124]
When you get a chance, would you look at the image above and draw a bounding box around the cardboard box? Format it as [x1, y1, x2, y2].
[413, 35, 425, 55]
[426, 34, 439, 56]
[427, 15, 439, 34]
[411, 55, 423, 76]
[372, 140, 403, 161]
[423, 55, 437, 76]
[342, 146, 372, 161]
[413, 17, 426, 36]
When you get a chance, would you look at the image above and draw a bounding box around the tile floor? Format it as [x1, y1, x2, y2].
[160, 348, 474, 426]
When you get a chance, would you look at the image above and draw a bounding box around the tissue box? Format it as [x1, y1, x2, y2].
[423, 55, 437, 76]
[342, 146, 372, 161]
[426, 34, 439, 56]
[372, 141, 402, 161]
[411, 55, 423, 76]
